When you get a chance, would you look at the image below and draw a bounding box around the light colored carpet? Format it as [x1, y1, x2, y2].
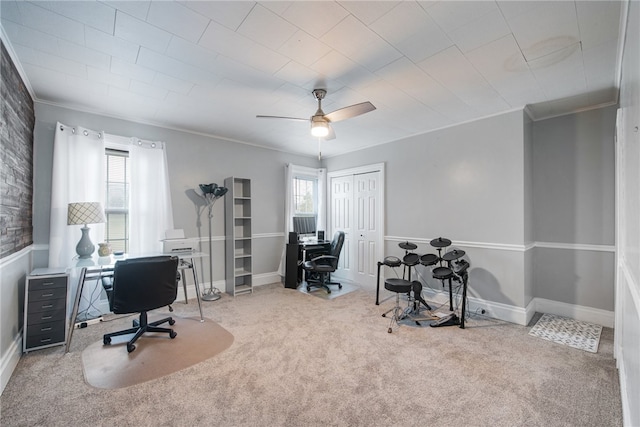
[81, 315, 233, 389]
[529, 313, 603, 353]
[1, 283, 622, 427]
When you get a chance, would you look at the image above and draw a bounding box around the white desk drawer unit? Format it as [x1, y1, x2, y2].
[23, 270, 68, 352]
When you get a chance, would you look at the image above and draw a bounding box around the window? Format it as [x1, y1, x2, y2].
[104, 149, 130, 252]
[293, 176, 317, 215]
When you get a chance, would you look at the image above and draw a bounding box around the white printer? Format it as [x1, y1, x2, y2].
[161, 229, 197, 254]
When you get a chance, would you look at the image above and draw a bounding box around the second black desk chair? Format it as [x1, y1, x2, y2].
[302, 231, 345, 294]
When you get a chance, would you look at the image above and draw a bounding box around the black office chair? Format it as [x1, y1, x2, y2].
[103, 256, 179, 353]
[303, 231, 345, 294]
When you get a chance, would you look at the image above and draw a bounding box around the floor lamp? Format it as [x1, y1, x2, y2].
[198, 183, 228, 301]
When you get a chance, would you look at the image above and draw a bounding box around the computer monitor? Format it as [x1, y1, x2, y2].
[293, 216, 316, 238]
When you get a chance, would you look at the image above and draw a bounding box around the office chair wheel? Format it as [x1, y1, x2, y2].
[170, 330, 177, 339]
[307, 285, 311, 292]
[388, 327, 392, 333]
[327, 289, 331, 294]
[127, 343, 136, 353]
[169, 318, 175, 326]
[338, 284, 342, 289]
[103, 336, 111, 345]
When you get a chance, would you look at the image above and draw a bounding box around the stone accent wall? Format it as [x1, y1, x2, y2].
[0, 40, 34, 258]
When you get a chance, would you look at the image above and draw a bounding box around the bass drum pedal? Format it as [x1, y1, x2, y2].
[430, 313, 460, 327]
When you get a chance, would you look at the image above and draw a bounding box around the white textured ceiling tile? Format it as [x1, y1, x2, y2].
[85, 27, 139, 63]
[528, 44, 587, 99]
[56, 39, 111, 70]
[426, 1, 498, 33]
[237, 43, 291, 75]
[209, 55, 282, 91]
[33, 1, 116, 34]
[309, 50, 377, 90]
[146, 1, 209, 43]
[582, 39, 619, 91]
[1, 1, 25, 25]
[110, 57, 156, 83]
[16, 44, 87, 78]
[64, 75, 109, 98]
[237, 4, 298, 50]
[508, 1, 580, 61]
[466, 35, 528, 79]
[87, 66, 130, 89]
[321, 15, 401, 72]
[418, 46, 484, 95]
[338, 1, 398, 25]
[199, 20, 290, 73]
[281, 1, 349, 38]
[22, 63, 68, 88]
[274, 61, 316, 88]
[102, 1, 150, 21]
[165, 37, 219, 74]
[447, 9, 510, 53]
[181, 1, 255, 31]
[370, 1, 452, 63]
[576, 0, 622, 50]
[15, 2, 85, 45]
[129, 79, 169, 100]
[136, 48, 213, 85]
[115, 10, 172, 52]
[1, 21, 60, 54]
[153, 73, 194, 95]
[376, 57, 433, 93]
[278, 30, 333, 67]
[495, 1, 538, 21]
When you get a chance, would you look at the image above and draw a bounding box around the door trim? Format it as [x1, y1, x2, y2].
[327, 163, 385, 284]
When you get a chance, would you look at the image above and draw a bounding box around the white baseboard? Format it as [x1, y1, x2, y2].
[421, 287, 528, 325]
[1, 331, 23, 396]
[532, 297, 614, 328]
[421, 288, 613, 327]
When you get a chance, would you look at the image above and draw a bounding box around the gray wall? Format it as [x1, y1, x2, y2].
[532, 106, 616, 311]
[324, 110, 531, 316]
[33, 102, 319, 284]
[324, 106, 617, 318]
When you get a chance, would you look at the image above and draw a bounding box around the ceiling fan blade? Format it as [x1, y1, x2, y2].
[256, 115, 308, 122]
[326, 124, 336, 140]
[324, 101, 376, 123]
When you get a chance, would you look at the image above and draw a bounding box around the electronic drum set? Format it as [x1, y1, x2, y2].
[376, 237, 470, 331]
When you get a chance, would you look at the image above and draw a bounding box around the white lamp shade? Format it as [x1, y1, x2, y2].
[67, 202, 106, 225]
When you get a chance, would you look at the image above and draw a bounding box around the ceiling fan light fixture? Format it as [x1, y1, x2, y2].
[310, 117, 329, 137]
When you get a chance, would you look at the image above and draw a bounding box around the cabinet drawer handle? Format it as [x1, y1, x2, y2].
[40, 338, 52, 343]
[41, 316, 53, 320]
[41, 293, 54, 297]
[41, 304, 53, 309]
[41, 282, 54, 286]
[40, 327, 52, 332]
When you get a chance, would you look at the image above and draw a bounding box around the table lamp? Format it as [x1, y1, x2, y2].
[67, 202, 106, 259]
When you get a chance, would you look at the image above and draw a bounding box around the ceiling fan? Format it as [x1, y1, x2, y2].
[256, 89, 376, 140]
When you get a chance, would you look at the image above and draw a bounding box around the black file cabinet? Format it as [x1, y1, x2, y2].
[23, 270, 68, 353]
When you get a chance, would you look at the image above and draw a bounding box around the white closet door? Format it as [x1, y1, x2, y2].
[329, 170, 382, 288]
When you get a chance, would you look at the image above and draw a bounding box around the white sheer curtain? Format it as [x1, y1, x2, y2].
[49, 123, 106, 268]
[277, 164, 326, 277]
[105, 135, 174, 255]
[127, 140, 174, 254]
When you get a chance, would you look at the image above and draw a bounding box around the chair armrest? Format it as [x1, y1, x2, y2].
[307, 255, 338, 268]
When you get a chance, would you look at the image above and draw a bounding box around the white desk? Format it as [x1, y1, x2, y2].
[65, 252, 206, 353]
